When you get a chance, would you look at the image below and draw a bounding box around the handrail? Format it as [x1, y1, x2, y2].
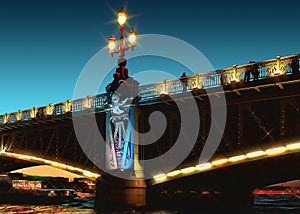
[0, 54, 299, 125]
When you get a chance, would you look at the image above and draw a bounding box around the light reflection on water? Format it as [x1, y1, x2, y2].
[0, 205, 96, 214]
[2, 195, 300, 214]
[0, 205, 179, 214]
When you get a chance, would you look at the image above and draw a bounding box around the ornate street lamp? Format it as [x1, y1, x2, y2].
[108, 7, 137, 63]
[105, 6, 142, 179]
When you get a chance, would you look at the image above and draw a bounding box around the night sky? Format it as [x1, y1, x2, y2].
[0, 0, 299, 114]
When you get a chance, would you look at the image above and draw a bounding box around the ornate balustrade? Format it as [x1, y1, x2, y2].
[0, 54, 299, 125]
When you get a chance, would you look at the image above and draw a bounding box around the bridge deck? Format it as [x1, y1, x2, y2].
[0, 54, 299, 130]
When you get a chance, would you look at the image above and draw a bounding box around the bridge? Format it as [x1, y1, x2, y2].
[0, 54, 300, 210]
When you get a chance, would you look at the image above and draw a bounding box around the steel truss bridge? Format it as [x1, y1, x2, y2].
[0, 54, 300, 209]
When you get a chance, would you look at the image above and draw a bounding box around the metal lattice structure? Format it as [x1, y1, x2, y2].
[0, 54, 300, 178]
[0, 54, 298, 125]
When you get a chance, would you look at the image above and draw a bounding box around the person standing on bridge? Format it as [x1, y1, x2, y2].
[250, 61, 259, 81]
[244, 65, 251, 82]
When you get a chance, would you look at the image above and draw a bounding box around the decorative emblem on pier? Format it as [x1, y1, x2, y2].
[106, 91, 134, 171]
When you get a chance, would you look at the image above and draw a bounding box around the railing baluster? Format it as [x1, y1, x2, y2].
[0, 54, 299, 125]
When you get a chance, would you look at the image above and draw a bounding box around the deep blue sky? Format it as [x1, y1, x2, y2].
[0, 0, 299, 114]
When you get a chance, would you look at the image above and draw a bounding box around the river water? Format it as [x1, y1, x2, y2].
[1, 195, 300, 213]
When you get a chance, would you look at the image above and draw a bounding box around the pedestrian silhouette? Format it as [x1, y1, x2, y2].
[249, 61, 259, 81]
[244, 68, 251, 82]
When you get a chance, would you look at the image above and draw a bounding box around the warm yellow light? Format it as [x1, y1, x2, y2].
[1, 151, 99, 180]
[16, 154, 31, 161]
[160, 90, 169, 96]
[128, 28, 136, 44]
[43, 160, 52, 164]
[108, 36, 117, 51]
[34, 157, 44, 162]
[117, 7, 127, 26]
[90, 173, 101, 179]
[57, 163, 67, 169]
[128, 34, 136, 44]
[46, 104, 54, 116]
[231, 76, 240, 83]
[82, 170, 94, 178]
[181, 167, 196, 174]
[167, 170, 181, 177]
[265, 146, 286, 155]
[246, 151, 265, 158]
[274, 69, 282, 75]
[196, 163, 212, 171]
[286, 143, 300, 151]
[154, 173, 167, 180]
[228, 155, 246, 162]
[197, 84, 203, 89]
[30, 108, 37, 119]
[50, 161, 60, 167]
[211, 158, 228, 166]
[66, 166, 77, 171]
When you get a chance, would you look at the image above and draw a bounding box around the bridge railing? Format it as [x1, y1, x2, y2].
[0, 54, 299, 125]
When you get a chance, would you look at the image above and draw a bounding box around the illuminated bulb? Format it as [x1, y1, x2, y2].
[128, 28, 137, 44]
[265, 146, 286, 155]
[51, 162, 60, 167]
[58, 163, 67, 169]
[17, 154, 31, 161]
[228, 155, 246, 162]
[274, 69, 282, 75]
[197, 84, 203, 89]
[154, 173, 167, 180]
[90, 173, 101, 179]
[83, 170, 94, 178]
[43, 160, 52, 164]
[34, 157, 44, 162]
[108, 36, 117, 51]
[160, 90, 169, 96]
[108, 41, 116, 51]
[196, 163, 212, 171]
[286, 143, 300, 150]
[211, 158, 228, 166]
[117, 7, 127, 26]
[68, 166, 81, 172]
[231, 76, 241, 83]
[246, 151, 265, 158]
[128, 34, 136, 44]
[66, 166, 76, 171]
[167, 170, 181, 177]
[181, 167, 196, 174]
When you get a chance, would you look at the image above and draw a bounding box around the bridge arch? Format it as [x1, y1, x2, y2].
[0, 151, 100, 180]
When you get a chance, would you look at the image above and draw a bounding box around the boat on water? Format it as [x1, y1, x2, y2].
[0, 174, 78, 204]
[253, 186, 300, 195]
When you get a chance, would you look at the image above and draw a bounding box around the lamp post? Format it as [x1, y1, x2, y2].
[105, 6, 142, 176]
[106, 6, 139, 100]
[108, 7, 137, 64]
[99, 7, 146, 211]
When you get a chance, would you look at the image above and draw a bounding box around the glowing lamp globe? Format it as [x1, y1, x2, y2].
[108, 36, 117, 51]
[118, 7, 127, 26]
[128, 28, 137, 44]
